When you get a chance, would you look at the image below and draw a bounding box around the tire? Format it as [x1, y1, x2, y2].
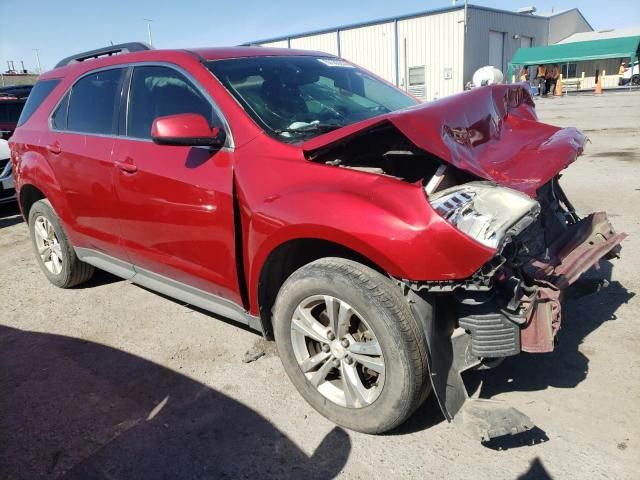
[28, 199, 94, 288]
[273, 257, 431, 434]
[632, 74, 640, 86]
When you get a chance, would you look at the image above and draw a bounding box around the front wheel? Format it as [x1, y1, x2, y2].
[273, 258, 431, 434]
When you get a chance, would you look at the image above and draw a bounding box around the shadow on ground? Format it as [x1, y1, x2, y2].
[0, 325, 350, 480]
[0, 202, 22, 229]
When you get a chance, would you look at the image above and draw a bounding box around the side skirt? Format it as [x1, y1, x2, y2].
[75, 247, 262, 332]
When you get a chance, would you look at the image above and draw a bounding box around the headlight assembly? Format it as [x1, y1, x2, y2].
[428, 182, 540, 249]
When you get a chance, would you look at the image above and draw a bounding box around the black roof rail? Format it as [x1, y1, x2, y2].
[54, 42, 153, 69]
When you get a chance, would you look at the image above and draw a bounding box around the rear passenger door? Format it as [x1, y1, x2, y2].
[42, 67, 128, 260]
[111, 64, 241, 304]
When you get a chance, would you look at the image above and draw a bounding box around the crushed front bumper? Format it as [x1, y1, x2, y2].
[457, 211, 626, 356]
[403, 210, 625, 440]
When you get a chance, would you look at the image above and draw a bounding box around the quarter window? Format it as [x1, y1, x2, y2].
[51, 92, 70, 130]
[127, 66, 215, 139]
[67, 68, 124, 135]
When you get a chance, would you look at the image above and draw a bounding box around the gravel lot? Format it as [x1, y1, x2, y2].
[1, 91, 639, 480]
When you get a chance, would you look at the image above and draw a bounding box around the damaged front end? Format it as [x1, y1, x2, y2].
[302, 84, 626, 440]
[421, 177, 625, 356]
[404, 176, 626, 440]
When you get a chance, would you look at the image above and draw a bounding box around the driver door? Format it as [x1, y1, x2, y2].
[112, 64, 241, 304]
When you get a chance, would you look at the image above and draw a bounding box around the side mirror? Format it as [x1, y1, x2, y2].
[151, 113, 225, 148]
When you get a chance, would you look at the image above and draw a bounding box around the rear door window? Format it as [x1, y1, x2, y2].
[126, 65, 215, 139]
[67, 68, 125, 135]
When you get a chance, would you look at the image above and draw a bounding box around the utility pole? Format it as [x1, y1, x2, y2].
[33, 49, 42, 73]
[143, 18, 154, 46]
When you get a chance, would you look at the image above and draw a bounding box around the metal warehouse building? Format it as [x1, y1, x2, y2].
[245, 4, 592, 100]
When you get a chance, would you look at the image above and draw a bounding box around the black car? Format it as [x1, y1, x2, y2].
[0, 84, 33, 99]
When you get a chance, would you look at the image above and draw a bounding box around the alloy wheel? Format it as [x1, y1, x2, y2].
[33, 215, 63, 275]
[290, 295, 385, 408]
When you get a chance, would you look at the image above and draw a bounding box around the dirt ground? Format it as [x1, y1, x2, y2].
[1, 91, 639, 480]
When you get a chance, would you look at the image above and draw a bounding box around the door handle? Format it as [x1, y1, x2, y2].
[46, 143, 61, 155]
[114, 159, 138, 174]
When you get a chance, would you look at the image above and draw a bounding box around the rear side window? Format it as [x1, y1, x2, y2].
[67, 68, 125, 135]
[127, 65, 215, 139]
[16, 79, 60, 127]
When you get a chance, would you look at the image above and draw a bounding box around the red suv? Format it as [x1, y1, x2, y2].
[9, 43, 625, 436]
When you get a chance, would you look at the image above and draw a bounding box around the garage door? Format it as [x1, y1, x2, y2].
[489, 31, 505, 73]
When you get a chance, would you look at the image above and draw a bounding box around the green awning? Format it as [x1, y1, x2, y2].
[509, 35, 640, 66]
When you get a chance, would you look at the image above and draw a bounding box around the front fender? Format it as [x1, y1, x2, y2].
[237, 154, 495, 314]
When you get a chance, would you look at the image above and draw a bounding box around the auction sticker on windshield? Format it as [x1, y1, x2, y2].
[317, 58, 355, 68]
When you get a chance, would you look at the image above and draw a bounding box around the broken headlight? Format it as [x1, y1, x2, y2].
[428, 182, 540, 249]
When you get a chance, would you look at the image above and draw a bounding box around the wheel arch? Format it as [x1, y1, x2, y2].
[19, 184, 47, 223]
[255, 237, 389, 338]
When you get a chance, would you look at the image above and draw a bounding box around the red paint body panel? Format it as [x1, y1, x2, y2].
[111, 139, 241, 304]
[9, 48, 584, 319]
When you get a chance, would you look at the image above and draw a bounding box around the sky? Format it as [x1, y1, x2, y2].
[1, 0, 639, 73]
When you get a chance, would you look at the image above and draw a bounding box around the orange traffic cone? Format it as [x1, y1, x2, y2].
[555, 74, 563, 96]
[595, 76, 602, 94]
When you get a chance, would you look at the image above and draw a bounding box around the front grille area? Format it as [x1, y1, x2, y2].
[0, 158, 9, 174]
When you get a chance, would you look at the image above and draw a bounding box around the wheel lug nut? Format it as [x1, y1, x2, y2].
[327, 332, 336, 341]
[341, 338, 349, 348]
[321, 344, 330, 353]
[332, 359, 340, 368]
[345, 356, 354, 365]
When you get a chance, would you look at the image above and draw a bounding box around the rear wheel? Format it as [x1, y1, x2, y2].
[28, 199, 94, 288]
[273, 258, 431, 434]
[632, 74, 640, 86]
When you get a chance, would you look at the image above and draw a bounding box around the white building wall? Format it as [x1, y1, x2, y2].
[289, 32, 339, 55]
[397, 10, 465, 100]
[251, 7, 592, 100]
[258, 40, 289, 48]
[339, 22, 396, 84]
[548, 10, 593, 44]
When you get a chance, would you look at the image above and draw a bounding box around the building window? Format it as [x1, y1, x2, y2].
[408, 66, 425, 86]
[561, 63, 578, 78]
[407, 66, 426, 99]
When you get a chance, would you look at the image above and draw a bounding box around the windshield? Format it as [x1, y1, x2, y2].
[207, 56, 418, 141]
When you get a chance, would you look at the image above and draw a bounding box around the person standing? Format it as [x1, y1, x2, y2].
[619, 62, 627, 86]
[544, 65, 559, 97]
[536, 64, 547, 96]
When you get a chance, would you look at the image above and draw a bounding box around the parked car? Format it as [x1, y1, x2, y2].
[0, 139, 15, 204]
[0, 97, 26, 140]
[619, 60, 640, 86]
[9, 43, 625, 436]
[0, 84, 34, 99]
[0, 97, 25, 203]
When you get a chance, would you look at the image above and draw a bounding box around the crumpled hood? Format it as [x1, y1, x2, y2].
[302, 84, 586, 197]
